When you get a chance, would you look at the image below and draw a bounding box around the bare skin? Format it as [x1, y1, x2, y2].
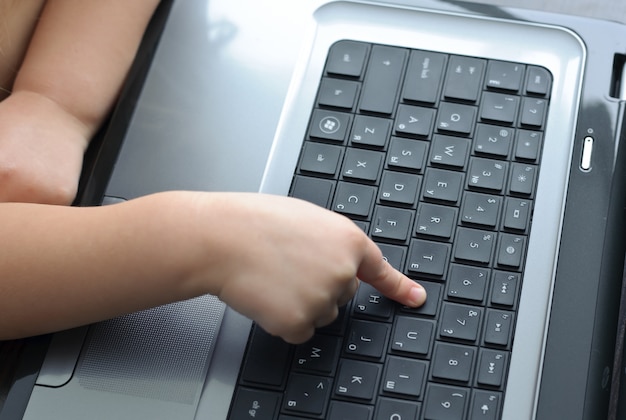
[0, 1, 426, 344]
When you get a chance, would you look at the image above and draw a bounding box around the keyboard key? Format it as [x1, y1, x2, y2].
[290, 176, 335, 209]
[502, 197, 532, 231]
[509, 163, 536, 196]
[496, 233, 526, 268]
[461, 192, 502, 228]
[431, 342, 476, 383]
[474, 124, 514, 158]
[376, 243, 406, 271]
[240, 327, 292, 387]
[350, 115, 392, 148]
[467, 157, 508, 192]
[415, 202, 458, 239]
[403, 49, 447, 104]
[486, 60, 525, 92]
[325, 40, 369, 77]
[333, 182, 376, 217]
[359, 45, 408, 115]
[406, 239, 451, 277]
[353, 283, 395, 321]
[282, 373, 332, 416]
[490, 271, 520, 308]
[400, 281, 442, 317]
[443, 55, 486, 102]
[299, 142, 343, 176]
[483, 309, 514, 347]
[390, 316, 435, 356]
[293, 334, 342, 375]
[394, 104, 436, 137]
[375, 397, 421, 420]
[230, 387, 281, 420]
[424, 383, 469, 420]
[387, 137, 428, 172]
[345, 320, 390, 359]
[439, 303, 483, 342]
[476, 349, 509, 387]
[454, 227, 495, 265]
[423, 168, 464, 203]
[318, 77, 360, 109]
[335, 359, 381, 401]
[430, 134, 471, 169]
[447, 264, 490, 303]
[520, 97, 548, 127]
[382, 356, 428, 397]
[480, 92, 519, 124]
[342, 148, 384, 182]
[525, 66, 551, 96]
[469, 390, 502, 420]
[327, 401, 374, 420]
[436, 102, 477, 135]
[378, 171, 421, 205]
[308, 109, 352, 142]
[371, 205, 414, 242]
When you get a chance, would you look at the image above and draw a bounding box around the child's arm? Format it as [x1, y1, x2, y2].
[0, 0, 160, 204]
[0, 192, 426, 343]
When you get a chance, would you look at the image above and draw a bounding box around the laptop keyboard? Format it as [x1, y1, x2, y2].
[228, 40, 551, 420]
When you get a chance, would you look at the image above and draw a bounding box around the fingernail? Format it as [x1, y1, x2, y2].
[408, 285, 427, 307]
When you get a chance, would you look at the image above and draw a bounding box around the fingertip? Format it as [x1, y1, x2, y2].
[407, 283, 427, 307]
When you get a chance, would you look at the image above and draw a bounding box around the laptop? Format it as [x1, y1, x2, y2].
[4, 0, 626, 419]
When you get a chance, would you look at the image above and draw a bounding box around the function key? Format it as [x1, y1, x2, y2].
[525, 66, 552, 97]
[519, 97, 548, 128]
[490, 271, 520, 308]
[308, 109, 352, 143]
[325, 40, 369, 78]
[469, 390, 502, 420]
[515, 129, 543, 162]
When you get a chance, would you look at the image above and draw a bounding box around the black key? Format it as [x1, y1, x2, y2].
[335, 359, 381, 401]
[327, 401, 374, 420]
[486, 60, 525, 92]
[378, 171, 421, 205]
[350, 115, 392, 148]
[240, 326, 292, 387]
[318, 77, 360, 109]
[443, 55, 486, 102]
[436, 102, 477, 135]
[423, 168, 464, 203]
[476, 349, 509, 387]
[461, 192, 502, 228]
[520, 97, 548, 128]
[342, 148, 384, 182]
[377, 243, 406, 271]
[387, 137, 428, 172]
[447, 264, 490, 303]
[308, 109, 352, 142]
[424, 384, 469, 420]
[415, 203, 458, 239]
[375, 397, 421, 420]
[390, 316, 435, 356]
[467, 157, 508, 192]
[406, 239, 451, 277]
[299, 142, 343, 175]
[345, 320, 390, 359]
[509, 163, 537, 196]
[293, 334, 342, 375]
[469, 390, 502, 420]
[333, 182, 376, 217]
[483, 309, 514, 347]
[430, 135, 471, 169]
[353, 283, 395, 321]
[290, 176, 335, 209]
[230, 387, 281, 420]
[439, 302, 483, 342]
[515, 129, 542, 162]
[490, 271, 520, 308]
[394, 104, 436, 137]
[282, 373, 332, 416]
[382, 356, 428, 397]
[371, 205, 414, 242]
[359, 45, 408, 115]
[474, 124, 514, 158]
[402, 49, 447, 104]
[502, 197, 532, 231]
[454, 227, 495, 265]
[525, 66, 552, 96]
[326, 40, 369, 78]
[400, 281, 442, 317]
[496, 233, 526, 268]
[431, 342, 476, 383]
[480, 92, 519, 124]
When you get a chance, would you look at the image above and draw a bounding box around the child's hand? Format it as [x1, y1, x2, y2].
[0, 91, 89, 204]
[201, 193, 427, 344]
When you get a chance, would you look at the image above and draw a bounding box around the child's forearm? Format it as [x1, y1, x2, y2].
[12, 0, 160, 138]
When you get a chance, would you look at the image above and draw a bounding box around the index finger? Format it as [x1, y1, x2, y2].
[356, 239, 426, 307]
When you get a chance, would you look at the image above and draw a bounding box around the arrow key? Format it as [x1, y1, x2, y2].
[469, 390, 502, 420]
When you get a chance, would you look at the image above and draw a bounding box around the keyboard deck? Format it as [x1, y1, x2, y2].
[228, 40, 551, 420]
